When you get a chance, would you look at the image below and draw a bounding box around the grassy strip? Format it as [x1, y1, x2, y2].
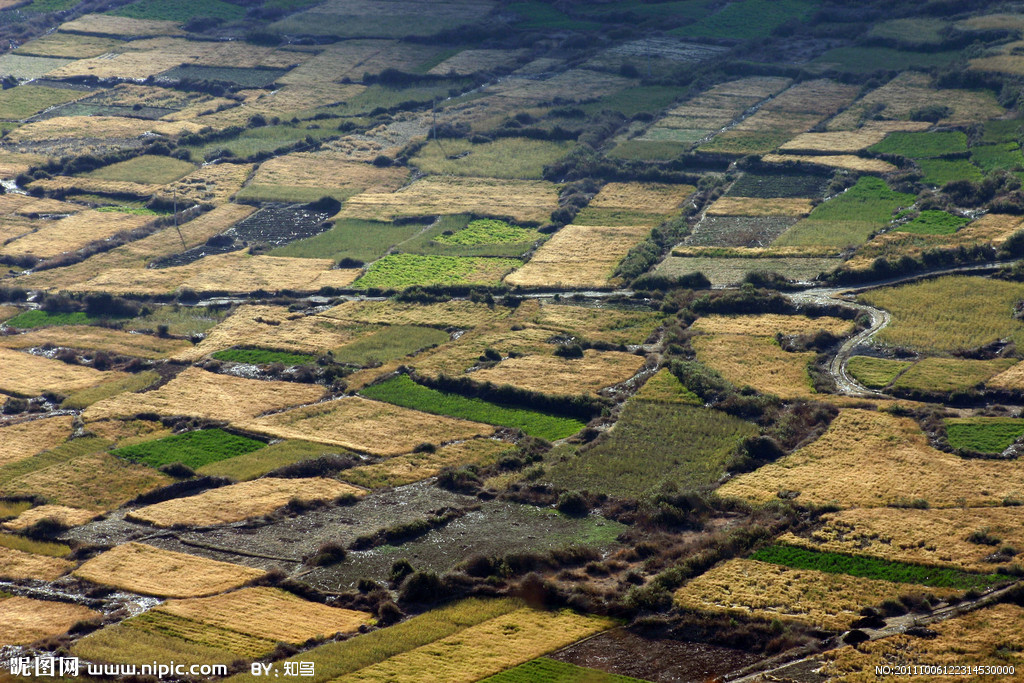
[332, 326, 450, 366]
[197, 440, 353, 481]
[62, 371, 161, 410]
[896, 211, 970, 236]
[869, 131, 968, 159]
[211, 348, 318, 366]
[945, 418, 1024, 454]
[0, 532, 71, 557]
[751, 544, 1010, 589]
[360, 375, 584, 441]
[111, 429, 265, 470]
[846, 356, 911, 390]
[6, 311, 97, 328]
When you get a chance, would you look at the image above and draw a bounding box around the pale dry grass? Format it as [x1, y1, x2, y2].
[0, 596, 100, 646]
[119, 36, 307, 69]
[59, 14, 185, 37]
[337, 176, 560, 225]
[0, 305, 17, 321]
[780, 507, 1024, 573]
[470, 349, 646, 397]
[321, 299, 505, 328]
[248, 154, 407, 192]
[761, 154, 898, 173]
[820, 603, 1024, 681]
[587, 182, 695, 213]
[970, 54, 1024, 76]
[156, 163, 255, 204]
[73, 251, 361, 296]
[674, 559, 956, 631]
[3, 505, 98, 532]
[340, 607, 612, 683]
[692, 334, 815, 399]
[0, 326, 189, 359]
[74, 542, 264, 598]
[244, 396, 495, 456]
[412, 323, 553, 379]
[984, 360, 1024, 390]
[485, 69, 634, 106]
[763, 79, 861, 116]
[718, 409, 1024, 508]
[0, 348, 127, 397]
[83, 366, 324, 423]
[278, 40, 439, 86]
[526, 303, 663, 345]
[2, 210, 153, 259]
[128, 478, 364, 527]
[703, 76, 792, 100]
[82, 419, 171, 448]
[692, 314, 853, 336]
[427, 49, 524, 75]
[780, 121, 931, 153]
[29, 176, 162, 198]
[958, 13, 1024, 32]
[193, 84, 364, 127]
[728, 110, 821, 135]
[343, 438, 509, 488]
[0, 218, 34, 244]
[6, 116, 201, 143]
[707, 197, 814, 217]
[504, 224, 651, 288]
[0, 416, 73, 467]
[0, 546, 74, 581]
[0, 193, 83, 216]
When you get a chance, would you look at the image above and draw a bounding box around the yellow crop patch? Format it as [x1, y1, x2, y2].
[0, 416, 74, 467]
[0, 546, 75, 581]
[0, 348, 127, 397]
[692, 334, 815, 399]
[470, 349, 646, 397]
[1, 596, 100, 646]
[505, 224, 652, 288]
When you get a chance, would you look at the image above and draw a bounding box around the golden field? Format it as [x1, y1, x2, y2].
[337, 176, 560, 225]
[504, 224, 651, 288]
[587, 182, 695, 213]
[339, 607, 613, 683]
[28, 176, 161, 199]
[83, 366, 325, 423]
[718, 409, 1024, 508]
[244, 396, 495, 456]
[0, 348, 127, 397]
[322, 299, 506, 328]
[526, 302, 663, 345]
[780, 506, 1024, 573]
[3, 504, 97, 532]
[156, 163, 257, 204]
[760, 153, 898, 173]
[412, 324, 552, 379]
[692, 334, 815, 399]
[0, 416, 73, 467]
[159, 588, 372, 643]
[692, 313, 854, 337]
[0, 325, 189, 359]
[0, 546, 75, 581]
[59, 14, 185, 37]
[0, 596, 100, 646]
[1, 210, 153, 259]
[763, 78, 861, 116]
[247, 153, 408, 193]
[706, 196, 814, 217]
[343, 438, 509, 488]
[427, 48, 524, 75]
[0, 193, 83, 216]
[485, 68, 634, 106]
[470, 349, 647, 397]
[778, 120, 930, 153]
[74, 542, 264, 598]
[674, 559, 957, 631]
[5, 116, 201, 143]
[127, 477, 365, 527]
[820, 603, 1024, 682]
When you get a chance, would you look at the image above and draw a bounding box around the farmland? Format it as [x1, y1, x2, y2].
[111, 429, 266, 470]
[1, 597, 100, 646]
[343, 438, 510, 489]
[354, 254, 522, 290]
[945, 417, 1024, 453]
[692, 334, 816, 398]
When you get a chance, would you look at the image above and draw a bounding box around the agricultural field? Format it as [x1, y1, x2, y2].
[85, 155, 195, 184]
[889, 357, 1015, 394]
[692, 334, 816, 399]
[504, 224, 652, 288]
[343, 438, 510, 489]
[0, 347, 127, 397]
[0, 324, 189, 359]
[470, 349, 646, 397]
[846, 356, 913, 390]
[0, 416, 73, 466]
[354, 254, 522, 290]
[111, 429, 266, 470]
[945, 417, 1024, 453]
[410, 138, 573, 179]
[0, 545, 74, 581]
[1, 596, 100, 646]
[656, 254, 841, 286]
[481, 659, 645, 683]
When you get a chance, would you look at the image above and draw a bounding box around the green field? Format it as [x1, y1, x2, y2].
[581, 85, 684, 117]
[971, 143, 1024, 172]
[5, 310, 97, 328]
[210, 348, 317, 366]
[895, 211, 970, 235]
[672, 0, 814, 39]
[111, 429, 266, 470]
[410, 138, 572, 180]
[197, 440, 352, 481]
[890, 357, 1015, 394]
[868, 131, 968, 159]
[481, 658, 646, 683]
[398, 215, 540, 258]
[751, 544, 1011, 589]
[945, 418, 1024, 454]
[508, 1, 600, 30]
[352, 254, 521, 290]
[918, 158, 984, 186]
[982, 119, 1024, 144]
[698, 131, 794, 156]
[185, 123, 342, 162]
[810, 46, 963, 74]
[607, 139, 690, 161]
[0, 85, 85, 121]
[359, 375, 585, 440]
[108, 0, 246, 22]
[332, 326, 450, 366]
[846, 356, 912, 390]
[270, 219, 423, 264]
[435, 219, 538, 246]
[541, 401, 756, 498]
[87, 155, 196, 185]
[62, 371, 160, 410]
[726, 172, 829, 199]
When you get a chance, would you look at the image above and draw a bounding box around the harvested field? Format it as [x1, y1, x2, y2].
[706, 197, 813, 217]
[83, 366, 324, 423]
[587, 182, 694, 213]
[156, 163, 256, 205]
[820, 603, 1024, 681]
[244, 396, 495, 456]
[778, 121, 930, 153]
[0, 348, 127, 397]
[26, 176, 161, 199]
[526, 303, 662, 345]
[74, 542, 264, 598]
[0, 416, 73, 467]
[0, 325, 189, 359]
[718, 409, 1024, 509]
[693, 334, 815, 398]
[692, 314, 853, 337]
[0, 192, 84, 216]
[242, 154, 407, 199]
[780, 507, 1024, 573]
[656, 255, 840, 286]
[343, 438, 509, 489]
[2, 210, 153, 259]
[674, 558, 956, 631]
[337, 177, 560, 225]
[0, 545, 74, 581]
[3, 504, 97, 532]
[59, 13, 185, 36]
[0, 597, 100, 646]
[14, 32, 124, 59]
[322, 299, 505, 328]
[504, 224, 651, 288]
[74, 251, 361, 296]
[470, 349, 646, 397]
[760, 154, 897, 173]
[127, 477, 364, 527]
[5, 116, 200, 143]
[411, 324, 553, 380]
[685, 216, 800, 247]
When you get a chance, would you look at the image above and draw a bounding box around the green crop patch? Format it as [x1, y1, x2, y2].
[360, 375, 584, 440]
[751, 544, 1011, 590]
[197, 440, 355, 481]
[332, 326, 450, 366]
[541, 401, 756, 498]
[5, 311, 97, 328]
[435, 219, 538, 246]
[672, 0, 814, 39]
[352, 254, 521, 290]
[86, 156, 196, 185]
[211, 348, 318, 366]
[580, 85, 684, 117]
[971, 143, 1024, 172]
[945, 418, 1024, 454]
[270, 219, 423, 265]
[508, 2, 600, 30]
[811, 46, 962, 74]
[726, 173, 829, 199]
[918, 158, 984, 186]
[846, 356, 912, 390]
[481, 658, 647, 682]
[399, 215, 541, 258]
[868, 131, 968, 159]
[108, 0, 246, 22]
[982, 119, 1024, 144]
[111, 429, 266, 470]
[890, 357, 1015, 394]
[895, 211, 970, 236]
[0, 85, 85, 121]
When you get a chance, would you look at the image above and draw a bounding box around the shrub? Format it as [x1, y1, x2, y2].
[398, 571, 446, 604]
